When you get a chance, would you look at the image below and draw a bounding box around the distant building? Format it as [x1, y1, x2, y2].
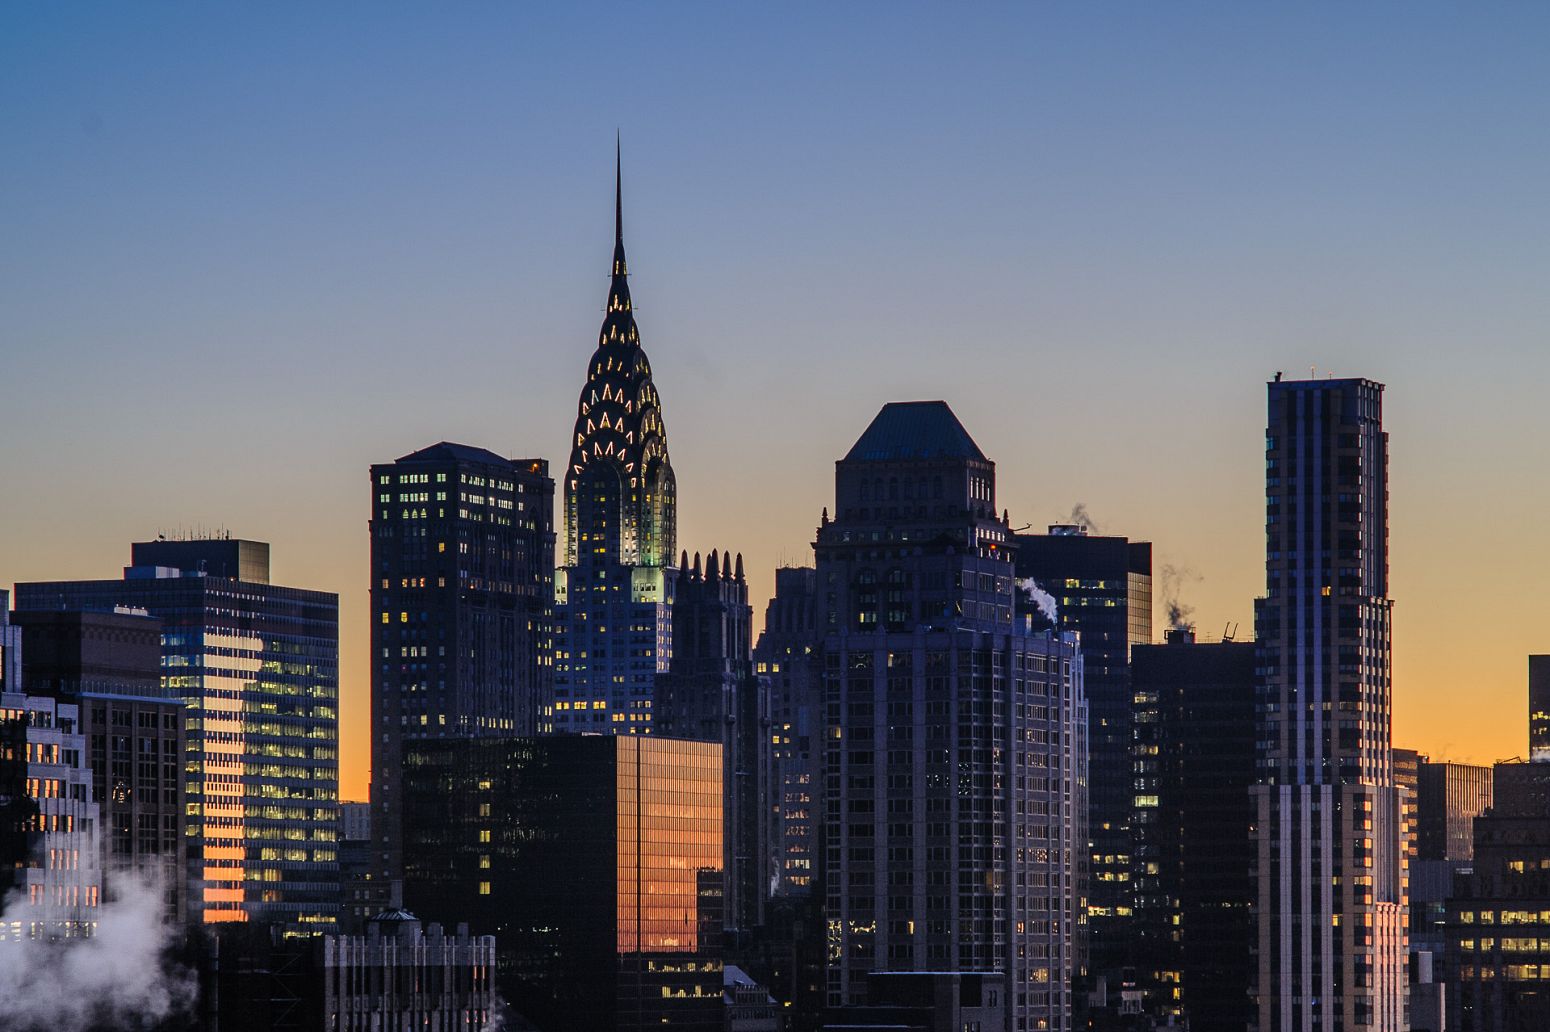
[550, 150, 679, 737]
[0, 592, 22, 692]
[323, 910, 497, 1031]
[1131, 629, 1256, 1032]
[338, 802, 373, 933]
[14, 607, 188, 924]
[1394, 747, 1421, 862]
[1446, 760, 1550, 1031]
[369, 441, 555, 907]
[16, 538, 340, 932]
[655, 548, 769, 938]
[1531, 656, 1550, 763]
[0, 692, 101, 941]
[1253, 377, 1407, 1032]
[823, 971, 1009, 1032]
[754, 566, 821, 901]
[818, 401, 1086, 1032]
[1011, 525, 1151, 979]
[401, 733, 724, 1032]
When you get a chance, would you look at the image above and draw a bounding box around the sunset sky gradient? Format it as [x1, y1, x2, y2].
[4, 5, 1549, 800]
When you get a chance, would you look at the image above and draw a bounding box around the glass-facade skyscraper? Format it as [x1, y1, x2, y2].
[817, 401, 1087, 1031]
[16, 538, 340, 933]
[1252, 377, 1407, 1032]
[550, 149, 678, 735]
[400, 734, 723, 1031]
[368, 442, 555, 906]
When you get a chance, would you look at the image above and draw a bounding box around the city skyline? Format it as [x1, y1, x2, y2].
[8, 6, 1550, 802]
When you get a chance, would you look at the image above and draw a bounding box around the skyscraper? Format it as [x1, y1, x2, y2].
[14, 608, 188, 924]
[17, 538, 340, 933]
[655, 548, 769, 938]
[1131, 629, 1257, 1032]
[754, 566, 822, 900]
[550, 147, 678, 736]
[817, 400, 1087, 1031]
[1012, 524, 1152, 978]
[369, 443, 555, 904]
[1252, 377, 1407, 1032]
[401, 734, 724, 1032]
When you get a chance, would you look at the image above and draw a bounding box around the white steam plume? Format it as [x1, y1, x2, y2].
[1017, 578, 1059, 625]
[0, 865, 197, 1031]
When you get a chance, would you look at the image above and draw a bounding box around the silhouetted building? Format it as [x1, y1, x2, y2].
[1446, 760, 1550, 1031]
[656, 548, 769, 938]
[551, 149, 679, 737]
[14, 607, 188, 924]
[1, 593, 25, 692]
[400, 733, 724, 1032]
[16, 538, 340, 933]
[1131, 629, 1256, 1032]
[1253, 377, 1407, 1032]
[368, 442, 555, 906]
[818, 401, 1086, 1032]
[1012, 525, 1151, 980]
[0, 692, 100, 940]
[823, 972, 1008, 1032]
[755, 567, 822, 901]
[338, 802, 373, 933]
[1532, 656, 1550, 763]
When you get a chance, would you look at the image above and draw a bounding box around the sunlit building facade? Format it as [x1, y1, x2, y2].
[550, 150, 678, 736]
[16, 538, 340, 933]
[817, 401, 1087, 1032]
[401, 733, 723, 1031]
[368, 442, 555, 908]
[1252, 378, 1407, 1032]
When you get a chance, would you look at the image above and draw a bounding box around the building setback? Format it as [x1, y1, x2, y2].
[1131, 630, 1256, 1032]
[817, 401, 1086, 1032]
[1531, 655, 1550, 763]
[1252, 377, 1407, 1032]
[369, 442, 554, 906]
[16, 538, 340, 933]
[550, 149, 679, 737]
[1011, 524, 1151, 980]
[400, 734, 724, 1032]
[655, 548, 769, 939]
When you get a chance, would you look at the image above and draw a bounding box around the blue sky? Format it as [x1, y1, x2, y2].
[5, 4, 1549, 792]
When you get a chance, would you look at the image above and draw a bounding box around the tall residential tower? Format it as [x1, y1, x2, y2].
[1252, 377, 1407, 1032]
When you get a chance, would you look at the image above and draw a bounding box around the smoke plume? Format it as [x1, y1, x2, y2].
[1066, 503, 1101, 533]
[0, 865, 197, 1031]
[1017, 578, 1059, 625]
[1158, 563, 1203, 632]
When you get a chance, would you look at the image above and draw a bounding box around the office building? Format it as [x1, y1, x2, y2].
[656, 548, 769, 938]
[401, 733, 724, 1031]
[1252, 377, 1407, 1032]
[1394, 747, 1421, 862]
[818, 400, 1087, 1031]
[323, 911, 498, 1032]
[0, 692, 101, 941]
[0, 592, 21, 692]
[1131, 629, 1257, 1032]
[369, 442, 554, 905]
[14, 607, 188, 923]
[551, 150, 679, 736]
[1012, 526, 1151, 979]
[823, 971, 1009, 1032]
[16, 537, 340, 933]
[1446, 759, 1550, 1031]
[755, 566, 822, 901]
[338, 802, 373, 933]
